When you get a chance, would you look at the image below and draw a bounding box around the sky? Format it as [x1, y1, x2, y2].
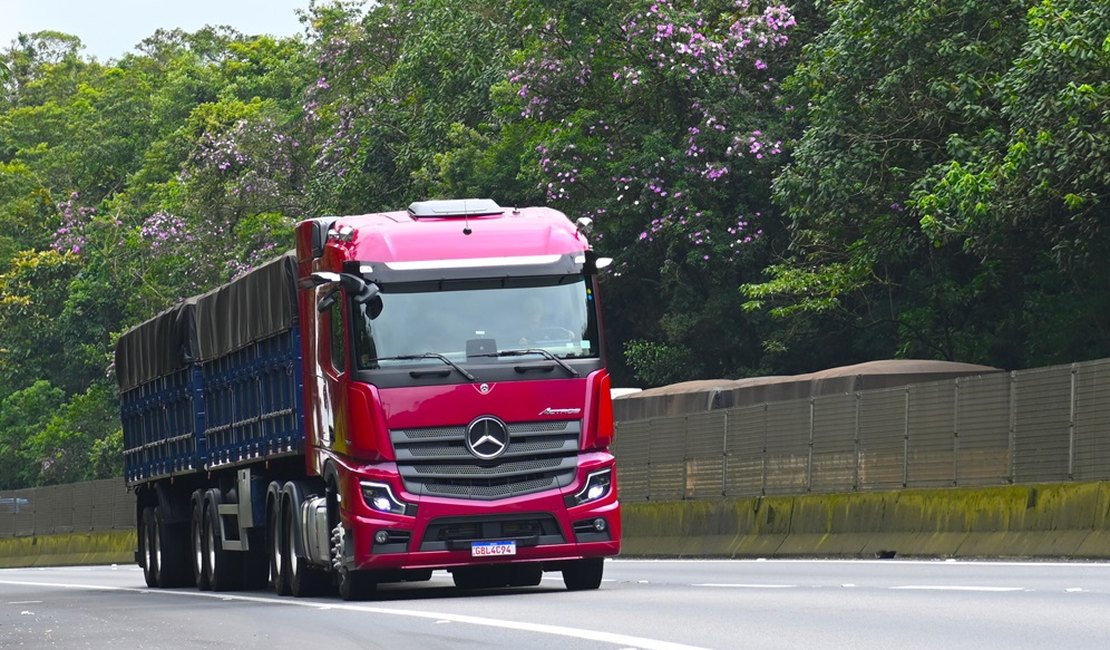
[0, 0, 318, 61]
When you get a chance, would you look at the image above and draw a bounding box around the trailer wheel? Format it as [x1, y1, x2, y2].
[269, 501, 290, 596]
[286, 500, 327, 597]
[190, 492, 209, 590]
[204, 489, 241, 591]
[154, 505, 190, 587]
[562, 558, 604, 591]
[140, 506, 158, 588]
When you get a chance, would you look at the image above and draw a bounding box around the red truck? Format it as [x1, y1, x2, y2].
[115, 199, 620, 599]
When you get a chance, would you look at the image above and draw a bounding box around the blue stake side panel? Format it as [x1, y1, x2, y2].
[202, 328, 306, 470]
[121, 366, 202, 484]
[116, 252, 304, 485]
[121, 327, 306, 484]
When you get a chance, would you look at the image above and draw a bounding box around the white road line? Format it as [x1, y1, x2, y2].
[0, 579, 708, 650]
[614, 559, 1110, 568]
[889, 585, 1025, 592]
[7, 600, 43, 604]
[692, 584, 795, 589]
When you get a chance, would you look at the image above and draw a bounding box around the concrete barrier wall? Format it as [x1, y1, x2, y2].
[3, 482, 1109, 567]
[0, 530, 136, 569]
[622, 481, 1110, 559]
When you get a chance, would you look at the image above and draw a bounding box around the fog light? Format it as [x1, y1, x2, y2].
[374, 530, 390, 544]
[593, 517, 606, 532]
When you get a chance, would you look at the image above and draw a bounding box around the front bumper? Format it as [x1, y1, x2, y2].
[340, 454, 621, 571]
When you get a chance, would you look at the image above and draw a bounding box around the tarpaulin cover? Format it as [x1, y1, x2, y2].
[193, 252, 298, 362]
[114, 300, 199, 392]
[612, 359, 1002, 421]
[114, 252, 298, 391]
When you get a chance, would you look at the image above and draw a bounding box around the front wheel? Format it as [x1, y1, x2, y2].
[562, 558, 604, 591]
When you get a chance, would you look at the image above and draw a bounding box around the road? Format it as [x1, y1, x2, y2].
[2, 559, 1109, 649]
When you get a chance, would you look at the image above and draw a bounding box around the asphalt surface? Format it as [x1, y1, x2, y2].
[2, 559, 1109, 649]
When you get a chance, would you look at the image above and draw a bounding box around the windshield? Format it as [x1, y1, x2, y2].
[352, 275, 600, 369]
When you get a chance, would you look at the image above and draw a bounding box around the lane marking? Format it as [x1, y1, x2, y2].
[7, 600, 43, 604]
[0, 579, 708, 650]
[889, 585, 1024, 592]
[614, 559, 1110, 568]
[693, 584, 795, 589]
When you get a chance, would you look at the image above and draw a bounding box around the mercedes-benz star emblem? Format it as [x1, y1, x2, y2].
[465, 416, 510, 460]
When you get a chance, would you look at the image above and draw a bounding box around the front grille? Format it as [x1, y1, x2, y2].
[390, 420, 580, 500]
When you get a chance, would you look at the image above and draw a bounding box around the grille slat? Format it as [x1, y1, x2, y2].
[390, 420, 580, 500]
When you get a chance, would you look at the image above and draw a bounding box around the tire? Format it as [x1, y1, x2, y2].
[562, 557, 604, 591]
[140, 506, 158, 588]
[190, 492, 210, 590]
[269, 500, 290, 596]
[337, 567, 376, 601]
[286, 500, 327, 597]
[154, 505, 190, 587]
[204, 490, 241, 591]
[332, 520, 375, 601]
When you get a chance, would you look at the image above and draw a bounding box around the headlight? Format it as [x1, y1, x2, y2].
[567, 468, 612, 506]
[360, 481, 413, 516]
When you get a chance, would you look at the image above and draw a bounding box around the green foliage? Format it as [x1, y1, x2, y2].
[25, 381, 121, 486]
[0, 0, 1107, 484]
[0, 380, 65, 489]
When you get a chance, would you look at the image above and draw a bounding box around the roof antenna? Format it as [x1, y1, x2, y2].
[463, 199, 472, 235]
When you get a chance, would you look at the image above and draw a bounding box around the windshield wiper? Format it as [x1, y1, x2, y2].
[369, 353, 477, 382]
[471, 348, 580, 377]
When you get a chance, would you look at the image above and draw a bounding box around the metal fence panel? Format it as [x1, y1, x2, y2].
[649, 415, 687, 501]
[1013, 365, 1072, 483]
[763, 400, 809, 494]
[810, 394, 857, 492]
[906, 381, 956, 487]
[685, 411, 726, 498]
[858, 387, 907, 490]
[12, 487, 35, 536]
[724, 404, 766, 496]
[955, 373, 1011, 485]
[614, 420, 651, 501]
[71, 481, 94, 532]
[1075, 359, 1110, 480]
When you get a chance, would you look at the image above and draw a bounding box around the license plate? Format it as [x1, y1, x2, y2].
[471, 540, 516, 557]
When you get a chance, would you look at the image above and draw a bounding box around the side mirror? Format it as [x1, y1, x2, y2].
[339, 273, 379, 304]
[317, 287, 339, 312]
[309, 271, 380, 304]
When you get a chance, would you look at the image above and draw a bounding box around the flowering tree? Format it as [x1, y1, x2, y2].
[501, 0, 799, 382]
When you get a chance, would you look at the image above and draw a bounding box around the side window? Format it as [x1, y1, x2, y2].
[330, 298, 346, 373]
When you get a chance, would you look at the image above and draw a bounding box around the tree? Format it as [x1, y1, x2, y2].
[743, 0, 1035, 367]
[497, 0, 803, 384]
[0, 380, 65, 489]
